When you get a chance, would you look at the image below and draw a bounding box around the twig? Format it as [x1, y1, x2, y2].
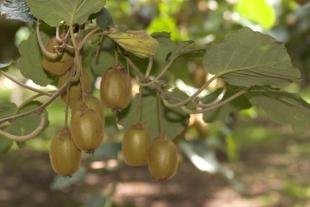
[0, 75, 71, 124]
[188, 90, 247, 114]
[145, 58, 153, 77]
[156, 93, 164, 136]
[0, 112, 46, 142]
[0, 71, 52, 96]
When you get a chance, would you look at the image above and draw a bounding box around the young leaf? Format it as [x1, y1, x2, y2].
[248, 87, 310, 134]
[117, 93, 189, 139]
[108, 30, 159, 58]
[0, 0, 35, 23]
[17, 30, 53, 86]
[203, 27, 300, 88]
[26, 0, 106, 27]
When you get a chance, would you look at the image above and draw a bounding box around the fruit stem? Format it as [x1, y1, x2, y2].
[64, 85, 70, 128]
[156, 93, 164, 137]
[138, 87, 143, 122]
[145, 58, 153, 77]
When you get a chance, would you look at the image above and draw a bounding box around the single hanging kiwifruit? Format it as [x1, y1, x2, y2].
[122, 123, 151, 167]
[100, 65, 132, 110]
[42, 37, 74, 76]
[71, 95, 104, 120]
[49, 127, 81, 176]
[148, 138, 179, 180]
[70, 105, 104, 152]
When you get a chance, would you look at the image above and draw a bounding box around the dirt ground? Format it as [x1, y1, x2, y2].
[0, 135, 309, 207]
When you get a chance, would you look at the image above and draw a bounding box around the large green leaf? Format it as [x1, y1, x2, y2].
[17, 30, 53, 86]
[203, 28, 300, 88]
[235, 0, 276, 29]
[117, 92, 189, 139]
[152, 33, 203, 72]
[27, 0, 106, 27]
[248, 87, 310, 134]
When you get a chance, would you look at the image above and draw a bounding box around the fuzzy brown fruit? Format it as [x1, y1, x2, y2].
[70, 106, 103, 152]
[42, 37, 74, 76]
[148, 138, 179, 180]
[100, 65, 132, 110]
[122, 123, 151, 167]
[72, 95, 104, 120]
[49, 128, 81, 176]
[58, 71, 92, 107]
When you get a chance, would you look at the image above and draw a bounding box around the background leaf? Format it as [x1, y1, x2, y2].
[96, 8, 114, 29]
[235, 0, 276, 29]
[26, 0, 106, 26]
[117, 92, 189, 139]
[50, 167, 86, 190]
[17, 30, 53, 86]
[203, 28, 300, 88]
[248, 87, 310, 134]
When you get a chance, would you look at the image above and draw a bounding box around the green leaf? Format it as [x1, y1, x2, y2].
[27, 0, 106, 27]
[50, 167, 86, 190]
[84, 47, 115, 76]
[0, 134, 13, 153]
[89, 142, 121, 161]
[248, 87, 310, 134]
[0, 102, 18, 153]
[203, 28, 300, 88]
[153, 34, 201, 67]
[83, 195, 112, 207]
[17, 30, 53, 86]
[96, 8, 114, 29]
[6, 101, 48, 137]
[0, 102, 17, 118]
[117, 93, 189, 139]
[235, 0, 276, 29]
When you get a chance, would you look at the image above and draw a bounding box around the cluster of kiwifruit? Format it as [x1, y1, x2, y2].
[43, 37, 179, 180]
